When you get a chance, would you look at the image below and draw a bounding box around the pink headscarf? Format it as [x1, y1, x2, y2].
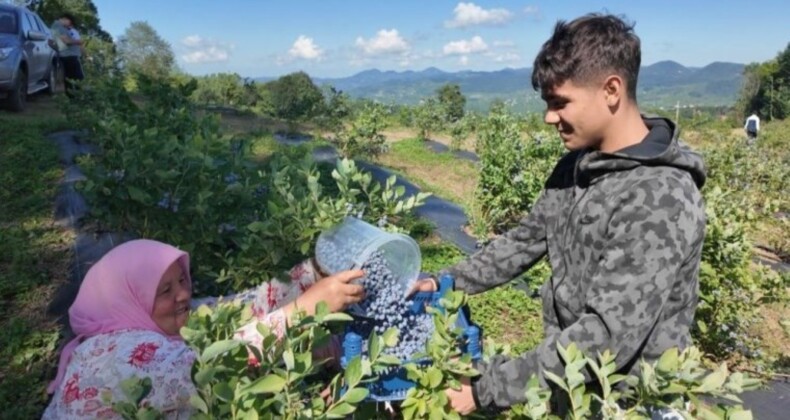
[47, 239, 191, 394]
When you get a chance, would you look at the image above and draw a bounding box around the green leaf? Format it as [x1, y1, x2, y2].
[238, 374, 286, 396]
[136, 408, 161, 420]
[382, 328, 399, 347]
[247, 221, 267, 233]
[402, 404, 417, 420]
[194, 366, 216, 387]
[283, 348, 295, 371]
[127, 186, 150, 203]
[661, 383, 688, 394]
[200, 339, 243, 362]
[212, 382, 234, 402]
[697, 320, 708, 333]
[656, 347, 679, 373]
[315, 301, 330, 319]
[189, 394, 209, 414]
[368, 333, 381, 361]
[426, 367, 444, 389]
[119, 377, 152, 405]
[345, 356, 363, 388]
[377, 354, 402, 365]
[322, 312, 353, 322]
[543, 371, 569, 393]
[694, 364, 728, 393]
[326, 402, 356, 418]
[728, 409, 753, 420]
[341, 387, 369, 404]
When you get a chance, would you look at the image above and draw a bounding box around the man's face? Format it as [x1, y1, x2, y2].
[60, 17, 72, 28]
[541, 79, 611, 151]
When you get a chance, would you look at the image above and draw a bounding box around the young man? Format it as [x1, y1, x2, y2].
[415, 14, 707, 414]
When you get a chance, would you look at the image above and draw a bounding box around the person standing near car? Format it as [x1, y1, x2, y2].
[51, 13, 84, 98]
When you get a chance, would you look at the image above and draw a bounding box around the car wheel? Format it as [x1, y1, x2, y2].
[7, 68, 27, 112]
[44, 62, 56, 95]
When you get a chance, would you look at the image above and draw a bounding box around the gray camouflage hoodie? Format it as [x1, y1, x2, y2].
[448, 117, 706, 409]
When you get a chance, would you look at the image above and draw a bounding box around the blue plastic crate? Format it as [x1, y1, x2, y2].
[340, 273, 482, 402]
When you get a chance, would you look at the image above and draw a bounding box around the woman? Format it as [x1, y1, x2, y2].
[43, 239, 364, 418]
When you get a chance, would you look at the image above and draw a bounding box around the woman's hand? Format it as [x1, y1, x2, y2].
[294, 269, 366, 314]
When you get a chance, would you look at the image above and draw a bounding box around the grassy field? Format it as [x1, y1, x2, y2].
[0, 101, 74, 417]
[374, 137, 478, 209]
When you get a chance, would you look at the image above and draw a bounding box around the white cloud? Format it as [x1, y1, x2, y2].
[180, 35, 233, 64]
[445, 2, 513, 28]
[493, 52, 521, 62]
[288, 35, 323, 60]
[459, 55, 469, 66]
[355, 29, 410, 55]
[443, 36, 488, 55]
[182, 35, 203, 48]
[523, 5, 541, 17]
[493, 40, 516, 48]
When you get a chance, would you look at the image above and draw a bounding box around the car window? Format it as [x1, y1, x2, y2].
[23, 12, 38, 33]
[27, 12, 41, 31]
[20, 10, 33, 34]
[0, 10, 18, 34]
[33, 13, 50, 34]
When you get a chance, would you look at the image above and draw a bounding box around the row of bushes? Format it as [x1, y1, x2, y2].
[66, 72, 428, 295]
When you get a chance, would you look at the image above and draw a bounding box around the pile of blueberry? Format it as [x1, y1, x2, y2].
[315, 235, 363, 276]
[355, 251, 434, 360]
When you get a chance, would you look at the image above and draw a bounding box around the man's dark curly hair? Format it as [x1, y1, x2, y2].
[532, 14, 641, 100]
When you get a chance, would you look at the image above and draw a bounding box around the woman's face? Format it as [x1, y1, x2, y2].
[151, 262, 191, 335]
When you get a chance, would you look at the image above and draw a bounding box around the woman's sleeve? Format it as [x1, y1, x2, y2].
[233, 260, 321, 354]
[193, 259, 320, 310]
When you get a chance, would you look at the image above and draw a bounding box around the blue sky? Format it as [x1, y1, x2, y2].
[91, 0, 790, 78]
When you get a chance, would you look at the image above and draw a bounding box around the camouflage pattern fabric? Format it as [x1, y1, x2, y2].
[446, 117, 707, 409]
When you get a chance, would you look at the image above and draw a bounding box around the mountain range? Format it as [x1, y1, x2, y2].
[254, 61, 745, 112]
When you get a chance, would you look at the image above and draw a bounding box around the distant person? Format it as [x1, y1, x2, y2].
[744, 113, 760, 143]
[50, 13, 84, 98]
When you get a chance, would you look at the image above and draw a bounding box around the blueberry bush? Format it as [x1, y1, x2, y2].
[473, 111, 564, 235]
[66, 71, 428, 295]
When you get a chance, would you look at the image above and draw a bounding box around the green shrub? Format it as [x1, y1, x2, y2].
[70, 71, 428, 295]
[474, 112, 564, 234]
[332, 103, 389, 159]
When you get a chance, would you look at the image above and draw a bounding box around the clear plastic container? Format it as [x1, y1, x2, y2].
[315, 217, 421, 295]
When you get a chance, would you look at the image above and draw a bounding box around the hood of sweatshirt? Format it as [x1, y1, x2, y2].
[577, 117, 707, 188]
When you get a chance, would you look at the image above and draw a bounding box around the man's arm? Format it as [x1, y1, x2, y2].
[471, 177, 705, 408]
[447, 191, 549, 295]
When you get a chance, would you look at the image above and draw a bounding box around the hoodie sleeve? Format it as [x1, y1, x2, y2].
[472, 177, 705, 409]
[446, 191, 549, 295]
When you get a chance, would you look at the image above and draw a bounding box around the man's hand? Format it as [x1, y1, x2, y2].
[407, 277, 438, 296]
[446, 376, 477, 415]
